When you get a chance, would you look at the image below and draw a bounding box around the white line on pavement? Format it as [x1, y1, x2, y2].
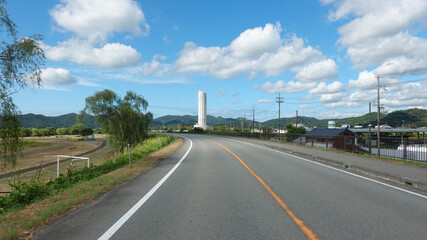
[98, 137, 193, 240]
[228, 138, 427, 200]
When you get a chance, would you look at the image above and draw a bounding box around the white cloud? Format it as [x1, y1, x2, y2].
[176, 23, 330, 79]
[50, 0, 149, 42]
[374, 56, 427, 76]
[347, 70, 375, 89]
[348, 70, 402, 90]
[308, 81, 343, 95]
[319, 92, 345, 103]
[324, 0, 427, 76]
[217, 91, 225, 97]
[325, 102, 360, 108]
[232, 100, 241, 104]
[154, 54, 167, 61]
[230, 23, 281, 58]
[42, 39, 140, 68]
[295, 59, 338, 82]
[256, 36, 324, 77]
[40, 68, 77, 85]
[256, 80, 316, 93]
[142, 60, 162, 75]
[258, 99, 275, 103]
[382, 81, 427, 108]
[102, 64, 190, 84]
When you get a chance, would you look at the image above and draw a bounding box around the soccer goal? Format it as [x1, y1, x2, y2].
[56, 155, 90, 177]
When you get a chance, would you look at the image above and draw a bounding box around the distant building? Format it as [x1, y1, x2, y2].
[194, 90, 208, 130]
[304, 128, 368, 153]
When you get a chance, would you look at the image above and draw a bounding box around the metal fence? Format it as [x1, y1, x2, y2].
[192, 131, 427, 162]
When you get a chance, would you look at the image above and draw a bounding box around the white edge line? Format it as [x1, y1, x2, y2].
[98, 137, 193, 240]
[228, 138, 427, 200]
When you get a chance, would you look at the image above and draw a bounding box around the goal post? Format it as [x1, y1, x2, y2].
[56, 155, 90, 177]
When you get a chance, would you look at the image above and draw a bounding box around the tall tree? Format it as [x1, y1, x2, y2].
[82, 90, 152, 151]
[0, 0, 45, 168]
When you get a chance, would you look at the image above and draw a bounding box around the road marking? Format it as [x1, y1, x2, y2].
[211, 140, 319, 240]
[229, 138, 427, 200]
[98, 137, 193, 240]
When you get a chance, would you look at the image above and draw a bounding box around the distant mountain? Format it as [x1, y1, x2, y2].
[261, 116, 319, 128]
[150, 115, 244, 127]
[18, 113, 100, 129]
[18, 108, 427, 129]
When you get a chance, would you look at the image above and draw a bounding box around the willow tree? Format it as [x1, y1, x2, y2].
[82, 90, 153, 151]
[0, 0, 45, 168]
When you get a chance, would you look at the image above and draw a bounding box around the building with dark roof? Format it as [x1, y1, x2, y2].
[304, 128, 367, 153]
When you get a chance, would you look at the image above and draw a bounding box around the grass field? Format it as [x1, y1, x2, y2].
[0, 135, 110, 193]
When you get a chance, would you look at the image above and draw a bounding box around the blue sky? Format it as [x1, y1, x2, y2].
[7, 0, 427, 121]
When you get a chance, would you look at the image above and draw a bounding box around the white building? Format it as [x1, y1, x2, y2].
[194, 90, 208, 129]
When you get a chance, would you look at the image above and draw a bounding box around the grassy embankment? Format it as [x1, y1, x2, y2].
[0, 135, 181, 240]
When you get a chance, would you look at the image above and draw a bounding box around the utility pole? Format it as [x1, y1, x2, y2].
[375, 76, 382, 157]
[252, 106, 255, 134]
[368, 102, 372, 154]
[276, 93, 284, 141]
[295, 110, 298, 128]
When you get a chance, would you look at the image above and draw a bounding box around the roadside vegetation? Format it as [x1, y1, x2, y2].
[0, 135, 177, 240]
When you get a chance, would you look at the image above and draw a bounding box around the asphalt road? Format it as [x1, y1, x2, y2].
[36, 135, 427, 240]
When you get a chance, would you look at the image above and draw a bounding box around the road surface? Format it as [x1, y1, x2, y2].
[37, 135, 427, 240]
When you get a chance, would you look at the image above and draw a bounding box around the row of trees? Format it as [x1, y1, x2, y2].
[20, 124, 100, 137]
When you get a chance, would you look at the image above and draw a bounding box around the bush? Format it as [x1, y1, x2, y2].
[0, 170, 51, 212]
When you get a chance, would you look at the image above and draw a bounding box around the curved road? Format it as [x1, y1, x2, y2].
[37, 135, 427, 240]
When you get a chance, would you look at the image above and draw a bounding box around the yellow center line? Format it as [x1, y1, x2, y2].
[211, 139, 319, 240]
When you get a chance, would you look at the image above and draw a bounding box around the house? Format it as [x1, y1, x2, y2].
[304, 128, 368, 153]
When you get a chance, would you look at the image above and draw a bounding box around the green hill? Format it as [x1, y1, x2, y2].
[18, 113, 100, 129]
[149, 115, 244, 127]
[18, 108, 427, 129]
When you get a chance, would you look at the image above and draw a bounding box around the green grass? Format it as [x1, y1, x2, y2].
[0, 135, 178, 240]
[22, 141, 52, 148]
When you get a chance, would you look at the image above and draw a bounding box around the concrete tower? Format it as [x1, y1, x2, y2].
[194, 90, 208, 129]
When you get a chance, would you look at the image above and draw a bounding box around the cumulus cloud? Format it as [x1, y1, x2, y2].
[319, 93, 345, 103]
[258, 99, 275, 103]
[42, 39, 140, 68]
[381, 80, 427, 108]
[325, 102, 360, 108]
[229, 23, 281, 58]
[308, 81, 343, 95]
[50, 0, 149, 42]
[324, 0, 427, 76]
[142, 60, 162, 75]
[40, 68, 77, 85]
[295, 59, 338, 82]
[348, 70, 402, 90]
[176, 23, 333, 79]
[44, 0, 146, 68]
[256, 80, 316, 93]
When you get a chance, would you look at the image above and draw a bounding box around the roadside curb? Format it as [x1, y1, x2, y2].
[236, 138, 427, 193]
